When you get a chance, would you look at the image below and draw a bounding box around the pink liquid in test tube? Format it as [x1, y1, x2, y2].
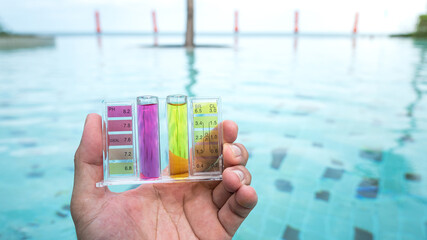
[137, 96, 161, 178]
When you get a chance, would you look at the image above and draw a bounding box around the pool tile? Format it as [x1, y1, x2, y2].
[282, 225, 300, 240]
[356, 178, 378, 199]
[359, 149, 382, 162]
[26, 171, 44, 178]
[271, 148, 287, 169]
[398, 134, 414, 144]
[275, 179, 293, 192]
[55, 211, 68, 218]
[315, 190, 330, 202]
[405, 173, 421, 182]
[354, 227, 373, 240]
[322, 168, 344, 180]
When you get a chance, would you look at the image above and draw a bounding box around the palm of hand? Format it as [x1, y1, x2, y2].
[71, 114, 257, 240]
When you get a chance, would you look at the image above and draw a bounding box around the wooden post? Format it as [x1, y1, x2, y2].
[152, 10, 158, 33]
[234, 11, 239, 33]
[185, 0, 194, 47]
[294, 11, 299, 34]
[95, 11, 101, 34]
[353, 12, 359, 34]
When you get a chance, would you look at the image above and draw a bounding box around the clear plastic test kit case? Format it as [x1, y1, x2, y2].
[96, 94, 223, 187]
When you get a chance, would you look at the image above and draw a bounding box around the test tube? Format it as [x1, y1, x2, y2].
[137, 96, 160, 178]
[166, 94, 189, 178]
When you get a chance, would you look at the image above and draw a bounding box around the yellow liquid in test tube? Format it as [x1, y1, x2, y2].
[167, 97, 189, 178]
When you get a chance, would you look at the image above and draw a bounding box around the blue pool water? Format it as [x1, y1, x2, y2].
[0, 35, 426, 239]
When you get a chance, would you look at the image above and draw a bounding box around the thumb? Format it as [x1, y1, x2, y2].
[72, 113, 107, 199]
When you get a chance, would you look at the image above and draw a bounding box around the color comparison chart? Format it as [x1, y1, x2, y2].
[97, 95, 223, 187]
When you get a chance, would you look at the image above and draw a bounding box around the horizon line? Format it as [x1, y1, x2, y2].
[5, 31, 397, 37]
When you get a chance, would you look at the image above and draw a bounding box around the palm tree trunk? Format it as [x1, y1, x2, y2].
[185, 0, 194, 47]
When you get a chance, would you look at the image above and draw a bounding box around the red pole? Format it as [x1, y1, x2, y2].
[294, 11, 299, 34]
[353, 12, 359, 34]
[152, 10, 158, 33]
[234, 11, 239, 33]
[95, 11, 101, 34]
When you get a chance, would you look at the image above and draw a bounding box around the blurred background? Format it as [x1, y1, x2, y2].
[1, 0, 427, 239]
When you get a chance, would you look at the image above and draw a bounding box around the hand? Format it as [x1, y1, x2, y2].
[71, 113, 258, 239]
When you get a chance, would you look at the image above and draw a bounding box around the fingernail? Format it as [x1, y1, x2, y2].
[230, 144, 242, 157]
[233, 170, 244, 182]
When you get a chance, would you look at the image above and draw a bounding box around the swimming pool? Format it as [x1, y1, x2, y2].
[0, 35, 426, 239]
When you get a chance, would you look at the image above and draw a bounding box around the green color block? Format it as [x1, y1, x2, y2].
[193, 116, 218, 129]
[109, 162, 134, 175]
[193, 102, 217, 114]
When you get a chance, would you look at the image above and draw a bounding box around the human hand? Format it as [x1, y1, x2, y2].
[71, 113, 257, 239]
